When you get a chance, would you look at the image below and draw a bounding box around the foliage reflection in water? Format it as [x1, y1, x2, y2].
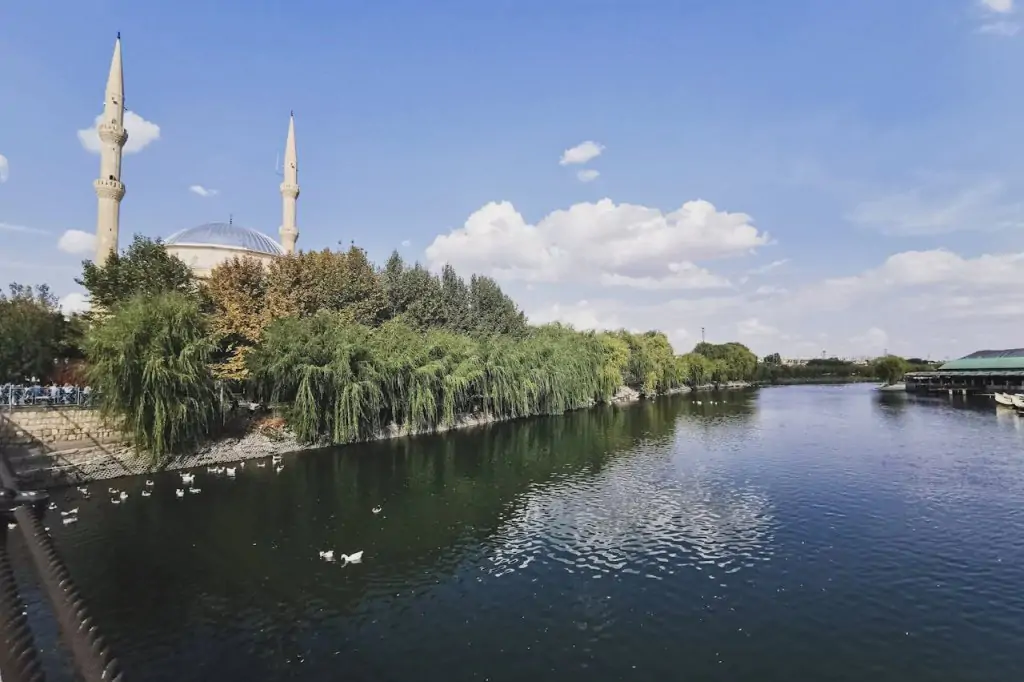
[9, 386, 1024, 682]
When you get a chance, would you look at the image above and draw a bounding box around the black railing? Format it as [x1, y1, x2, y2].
[1, 386, 98, 410]
[0, 452, 124, 682]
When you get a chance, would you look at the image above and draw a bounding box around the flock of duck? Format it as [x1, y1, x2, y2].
[12, 452, 375, 567]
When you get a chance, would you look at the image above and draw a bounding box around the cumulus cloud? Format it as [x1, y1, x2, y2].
[59, 292, 91, 316]
[0, 154, 8, 183]
[189, 185, 218, 197]
[559, 141, 604, 166]
[57, 230, 96, 255]
[77, 110, 161, 155]
[577, 169, 600, 183]
[513, 245, 1024, 360]
[425, 198, 769, 288]
[746, 259, 789, 276]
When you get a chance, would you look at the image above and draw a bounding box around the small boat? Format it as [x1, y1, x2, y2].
[1012, 394, 1024, 410]
[994, 392, 1015, 407]
[875, 382, 906, 393]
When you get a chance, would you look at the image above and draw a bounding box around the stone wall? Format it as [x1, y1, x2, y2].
[0, 406, 120, 447]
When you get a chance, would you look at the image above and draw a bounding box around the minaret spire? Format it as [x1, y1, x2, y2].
[279, 112, 300, 255]
[93, 34, 128, 265]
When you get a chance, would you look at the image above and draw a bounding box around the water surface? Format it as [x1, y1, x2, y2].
[12, 385, 1024, 681]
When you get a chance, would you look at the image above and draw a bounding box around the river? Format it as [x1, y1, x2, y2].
[8, 385, 1024, 681]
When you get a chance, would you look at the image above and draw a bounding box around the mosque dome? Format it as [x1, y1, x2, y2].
[165, 222, 284, 256]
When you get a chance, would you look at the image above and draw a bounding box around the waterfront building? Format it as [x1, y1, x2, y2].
[905, 349, 1024, 395]
[91, 36, 300, 278]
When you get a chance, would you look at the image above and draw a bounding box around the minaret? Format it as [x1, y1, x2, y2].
[279, 112, 299, 255]
[93, 34, 128, 265]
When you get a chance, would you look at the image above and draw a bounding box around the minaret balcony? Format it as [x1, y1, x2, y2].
[97, 122, 128, 147]
[94, 178, 126, 201]
[280, 182, 300, 199]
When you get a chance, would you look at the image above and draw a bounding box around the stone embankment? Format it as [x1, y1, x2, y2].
[4, 381, 749, 488]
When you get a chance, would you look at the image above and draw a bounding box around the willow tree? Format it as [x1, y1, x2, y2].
[86, 292, 219, 461]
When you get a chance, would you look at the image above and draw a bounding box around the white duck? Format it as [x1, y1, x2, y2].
[141, 490, 152, 498]
[275, 465, 284, 474]
[175, 489, 185, 498]
[181, 473, 195, 485]
[340, 551, 363, 565]
[77, 486, 88, 494]
[62, 516, 78, 525]
[61, 508, 79, 517]
[372, 506, 382, 515]
[225, 467, 237, 477]
[318, 550, 335, 562]
[119, 491, 128, 501]
[110, 498, 121, 505]
[145, 480, 155, 487]
[189, 487, 202, 494]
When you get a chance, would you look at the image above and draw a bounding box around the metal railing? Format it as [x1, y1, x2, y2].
[0, 451, 124, 681]
[1, 386, 97, 410]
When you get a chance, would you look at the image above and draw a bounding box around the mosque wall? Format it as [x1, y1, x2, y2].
[166, 245, 277, 279]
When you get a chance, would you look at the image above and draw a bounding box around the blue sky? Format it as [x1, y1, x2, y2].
[2, 0, 1023, 359]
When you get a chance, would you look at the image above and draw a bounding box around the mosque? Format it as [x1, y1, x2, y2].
[91, 35, 299, 278]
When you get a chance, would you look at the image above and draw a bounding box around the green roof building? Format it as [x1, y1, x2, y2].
[938, 349, 1024, 372]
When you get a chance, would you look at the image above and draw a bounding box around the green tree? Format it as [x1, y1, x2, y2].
[205, 256, 271, 381]
[468, 274, 527, 336]
[77, 234, 197, 314]
[871, 355, 909, 384]
[86, 292, 219, 460]
[0, 284, 69, 383]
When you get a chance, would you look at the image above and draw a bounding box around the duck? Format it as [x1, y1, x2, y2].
[274, 465, 284, 474]
[180, 473, 195, 485]
[118, 491, 128, 501]
[145, 480, 154, 487]
[77, 486, 88, 494]
[256, 462, 267, 468]
[225, 467, 237, 477]
[318, 550, 335, 561]
[61, 508, 79, 517]
[6, 522, 16, 530]
[340, 551, 363, 565]
[110, 498, 121, 505]
[141, 490, 152, 498]
[372, 506, 382, 515]
[108, 487, 118, 494]
[189, 487, 202, 494]
[62, 516, 78, 525]
[47, 502, 57, 510]
[175, 489, 185, 498]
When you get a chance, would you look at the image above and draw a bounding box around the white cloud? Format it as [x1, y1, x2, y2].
[514, 245, 1024, 360]
[59, 292, 91, 316]
[189, 185, 218, 197]
[746, 259, 789, 276]
[77, 110, 161, 155]
[401, 239, 412, 247]
[0, 222, 47, 234]
[559, 141, 604, 166]
[576, 169, 600, 183]
[600, 262, 732, 291]
[849, 327, 888, 354]
[57, 230, 96, 255]
[847, 179, 1023, 235]
[425, 198, 769, 287]
[978, 20, 1021, 34]
[981, 0, 1013, 13]
[0, 154, 8, 183]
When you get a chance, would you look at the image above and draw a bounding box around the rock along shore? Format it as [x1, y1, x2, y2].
[7, 381, 749, 488]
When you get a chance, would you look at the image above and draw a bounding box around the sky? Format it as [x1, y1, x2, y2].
[2, 0, 1024, 361]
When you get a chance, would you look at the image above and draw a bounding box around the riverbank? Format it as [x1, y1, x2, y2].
[6, 381, 751, 487]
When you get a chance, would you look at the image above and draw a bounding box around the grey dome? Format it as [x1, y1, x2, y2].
[165, 222, 284, 256]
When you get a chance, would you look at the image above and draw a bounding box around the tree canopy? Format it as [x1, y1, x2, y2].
[77, 234, 197, 314]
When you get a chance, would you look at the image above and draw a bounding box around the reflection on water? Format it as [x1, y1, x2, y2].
[11, 386, 1024, 682]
